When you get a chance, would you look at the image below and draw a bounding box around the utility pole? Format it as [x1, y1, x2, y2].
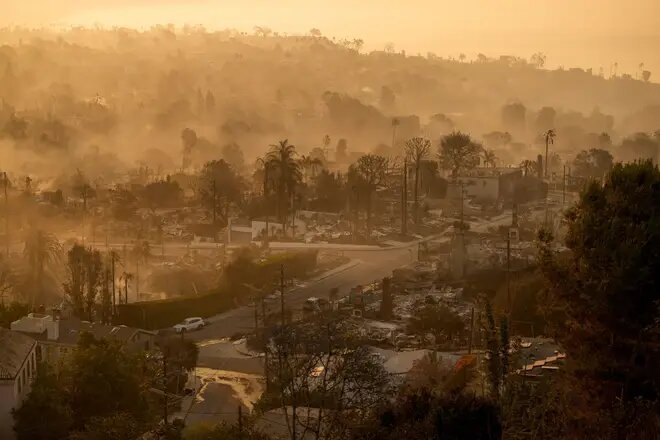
[459, 181, 465, 228]
[254, 295, 259, 332]
[264, 163, 270, 247]
[562, 164, 566, 206]
[136, 258, 140, 302]
[212, 179, 217, 225]
[4, 172, 8, 257]
[261, 295, 270, 390]
[162, 346, 169, 426]
[280, 264, 285, 326]
[278, 263, 296, 439]
[460, 181, 467, 278]
[401, 158, 408, 235]
[111, 252, 116, 318]
[544, 134, 549, 178]
[468, 306, 475, 354]
[512, 203, 518, 227]
[506, 238, 511, 316]
[238, 405, 243, 438]
[391, 118, 398, 152]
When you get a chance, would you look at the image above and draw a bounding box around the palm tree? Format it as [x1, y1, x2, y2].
[23, 228, 61, 307]
[520, 160, 536, 177]
[405, 137, 431, 226]
[483, 149, 497, 168]
[120, 271, 133, 304]
[266, 140, 302, 230]
[298, 155, 323, 184]
[255, 156, 272, 244]
[543, 129, 556, 178]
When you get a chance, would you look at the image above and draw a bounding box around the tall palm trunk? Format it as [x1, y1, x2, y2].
[414, 163, 420, 226]
[365, 191, 372, 238]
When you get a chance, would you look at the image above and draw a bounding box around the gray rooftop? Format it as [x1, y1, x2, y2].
[0, 328, 36, 380]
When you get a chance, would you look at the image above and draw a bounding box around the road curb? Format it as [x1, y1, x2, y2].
[309, 259, 361, 283]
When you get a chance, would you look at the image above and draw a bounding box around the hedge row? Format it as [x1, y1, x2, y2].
[115, 288, 237, 330]
[116, 250, 318, 330]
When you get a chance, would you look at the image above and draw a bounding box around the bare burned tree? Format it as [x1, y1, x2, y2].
[266, 314, 393, 440]
[405, 137, 431, 227]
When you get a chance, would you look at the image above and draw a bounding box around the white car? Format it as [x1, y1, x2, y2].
[173, 317, 206, 333]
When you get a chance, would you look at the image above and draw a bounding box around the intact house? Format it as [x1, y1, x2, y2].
[449, 167, 523, 203]
[0, 328, 37, 440]
[10, 313, 157, 365]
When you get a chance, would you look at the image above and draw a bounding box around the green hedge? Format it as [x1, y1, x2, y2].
[115, 288, 237, 330]
[116, 250, 319, 330]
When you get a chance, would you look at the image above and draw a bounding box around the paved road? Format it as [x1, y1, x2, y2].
[183, 201, 565, 344]
[188, 246, 418, 342]
[176, 202, 574, 421]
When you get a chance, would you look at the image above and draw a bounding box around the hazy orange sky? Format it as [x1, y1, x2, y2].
[2, 0, 659, 77]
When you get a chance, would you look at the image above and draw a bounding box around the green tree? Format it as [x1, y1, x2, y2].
[183, 421, 272, 440]
[143, 178, 183, 210]
[266, 139, 301, 226]
[405, 137, 431, 226]
[0, 301, 29, 328]
[63, 245, 104, 321]
[298, 154, 323, 184]
[312, 170, 344, 212]
[349, 154, 387, 237]
[72, 170, 96, 212]
[482, 300, 508, 400]
[0, 258, 15, 305]
[83, 248, 103, 322]
[198, 159, 244, 225]
[64, 244, 87, 318]
[158, 335, 199, 394]
[68, 413, 142, 440]
[66, 333, 152, 430]
[266, 316, 393, 440]
[23, 228, 61, 307]
[438, 131, 482, 178]
[538, 160, 660, 438]
[13, 364, 73, 439]
[572, 148, 613, 180]
[14, 333, 156, 439]
[351, 388, 501, 440]
[409, 302, 465, 345]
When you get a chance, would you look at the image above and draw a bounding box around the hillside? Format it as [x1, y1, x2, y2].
[0, 26, 659, 182]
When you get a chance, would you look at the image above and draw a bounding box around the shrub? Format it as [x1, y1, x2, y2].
[117, 250, 319, 329]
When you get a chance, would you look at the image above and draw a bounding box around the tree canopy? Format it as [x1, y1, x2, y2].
[538, 160, 660, 438]
[438, 131, 482, 178]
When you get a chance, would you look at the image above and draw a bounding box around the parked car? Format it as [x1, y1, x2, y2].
[173, 317, 206, 333]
